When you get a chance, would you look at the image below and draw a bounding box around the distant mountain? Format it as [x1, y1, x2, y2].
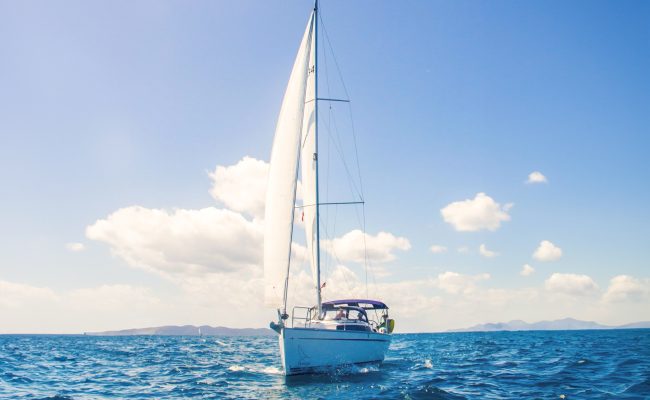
[618, 321, 650, 329]
[85, 325, 275, 336]
[449, 318, 650, 332]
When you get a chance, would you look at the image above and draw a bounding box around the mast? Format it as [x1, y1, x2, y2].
[314, 0, 322, 317]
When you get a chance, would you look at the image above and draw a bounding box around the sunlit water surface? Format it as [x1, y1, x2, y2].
[1, 330, 649, 399]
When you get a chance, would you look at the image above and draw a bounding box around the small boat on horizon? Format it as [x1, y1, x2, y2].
[264, 0, 394, 375]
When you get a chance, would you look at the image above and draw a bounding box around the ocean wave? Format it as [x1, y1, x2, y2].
[0, 330, 648, 399]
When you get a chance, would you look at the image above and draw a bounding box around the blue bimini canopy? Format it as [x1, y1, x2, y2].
[322, 299, 389, 310]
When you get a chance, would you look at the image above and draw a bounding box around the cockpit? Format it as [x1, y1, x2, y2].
[291, 299, 394, 333]
[321, 306, 369, 323]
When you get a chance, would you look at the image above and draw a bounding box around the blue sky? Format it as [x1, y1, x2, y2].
[1, 0, 648, 333]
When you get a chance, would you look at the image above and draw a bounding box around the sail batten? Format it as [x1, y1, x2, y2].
[264, 14, 314, 309]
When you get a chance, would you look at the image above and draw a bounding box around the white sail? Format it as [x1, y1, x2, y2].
[264, 14, 314, 308]
[300, 26, 319, 296]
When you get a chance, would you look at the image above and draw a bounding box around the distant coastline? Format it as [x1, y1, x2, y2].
[77, 318, 650, 336]
[4, 319, 647, 336]
[448, 318, 650, 333]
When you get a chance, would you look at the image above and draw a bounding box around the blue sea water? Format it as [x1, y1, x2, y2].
[0, 330, 649, 399]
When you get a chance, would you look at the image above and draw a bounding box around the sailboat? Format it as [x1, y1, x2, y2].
[264, 1, 394, 375]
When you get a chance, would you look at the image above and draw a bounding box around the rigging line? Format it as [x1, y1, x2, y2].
[319, 114, 363, 201]
[295, 201, 364, 209]
[320, 11, 366, 208]
[347, 102, 365, 199]
[325, 112, 365, 237]
[326, 100, 365, 228]
[320, 10, 368, 293]
[304, 98, 350, 104]
[319, 11, 366, 239]
[319, 14, 351, 100]
[321, 11, 368, 284]
[318, 205, 354, 290]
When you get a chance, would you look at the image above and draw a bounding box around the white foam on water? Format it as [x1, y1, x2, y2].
[346, 364, 379, 375]
[260, 366, 282, 375]
[228, 364, 283, 375]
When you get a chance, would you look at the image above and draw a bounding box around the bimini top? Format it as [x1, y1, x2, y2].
[322, 299, 388, 310]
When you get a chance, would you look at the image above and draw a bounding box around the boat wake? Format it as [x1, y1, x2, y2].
[227, 364, 283, 375]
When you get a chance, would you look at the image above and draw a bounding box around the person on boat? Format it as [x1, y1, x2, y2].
[378, 315, 388, 331]
[334, 309, 345, 320]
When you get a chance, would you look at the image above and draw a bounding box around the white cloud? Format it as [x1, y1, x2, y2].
[65, 242, 85, 252]
[544, 273, 598, 296]
[533, 240, 562, 262]
[0, 279, 163, 333]
[457, 246, 469, 253]
[603, 275, 650, 303]
[436, 271, 490, 295]
[440, 193, 512, 232]
[86, 206, 263, 277]
[0, 279, 57, 308]
[526, 171, 548, 184]
[520, 264, 535, 276]
[208, 156, 269, 218]
[479, 244, 499, 258]
[326, 230, 411, 264]
[430, 245, 447, 254]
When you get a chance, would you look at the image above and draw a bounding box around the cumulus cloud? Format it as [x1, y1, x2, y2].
[526, 171, 548, 184]
[544, 273, 598, 296]
[533, 240, 562, 262]
[479, 244, 499, 258]
[436, 271, 490, 295]
[208, 156, 269, 218]
[430, 245, 447, 254]
[440, 193, 512, 232]
[326, 230, 411, 263]
[520, 264, 535, 276]
[603, 275, 650, 303]
[86, 206, 263, 277]
[65, 242, 85, 252]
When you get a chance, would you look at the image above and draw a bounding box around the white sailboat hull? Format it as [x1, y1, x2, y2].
[280, 327, 391, 375]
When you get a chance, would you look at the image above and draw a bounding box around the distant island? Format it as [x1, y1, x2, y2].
[85, 325, 274, 336]
[448, 318, 650, 333]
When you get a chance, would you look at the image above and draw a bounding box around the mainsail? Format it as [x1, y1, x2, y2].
[299, 20, 319, 298]
[264, 14, 314, 308]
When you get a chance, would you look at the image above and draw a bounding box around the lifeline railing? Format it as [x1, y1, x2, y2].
[291, 306, 314, 328]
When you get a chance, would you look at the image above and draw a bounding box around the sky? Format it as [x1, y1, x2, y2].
[1, 0, 649, 333]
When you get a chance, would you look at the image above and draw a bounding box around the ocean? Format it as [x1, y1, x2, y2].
[1, 329, 648, 399]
